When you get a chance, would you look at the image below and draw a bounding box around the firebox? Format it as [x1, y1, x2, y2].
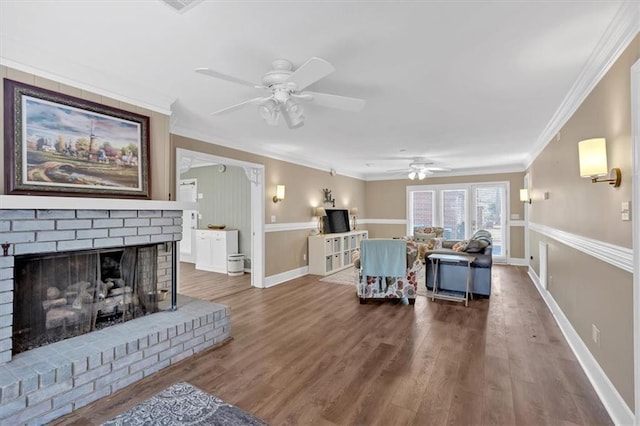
[13, 245, 160, 355]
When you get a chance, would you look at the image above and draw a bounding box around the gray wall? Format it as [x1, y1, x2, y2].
[181, 165, 251, 267]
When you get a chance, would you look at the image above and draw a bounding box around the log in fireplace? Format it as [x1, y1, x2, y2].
[13, 245, 163, 355]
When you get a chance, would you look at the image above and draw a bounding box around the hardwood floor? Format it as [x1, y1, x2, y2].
[178, 261, 252, 300]
[53, 265, 612, 425]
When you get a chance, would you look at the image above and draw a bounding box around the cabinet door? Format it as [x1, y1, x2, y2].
[211, 232, 227, 271]
[195, 231, 211, 267]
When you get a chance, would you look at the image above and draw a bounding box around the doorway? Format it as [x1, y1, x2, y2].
[176, 148, 265, 289]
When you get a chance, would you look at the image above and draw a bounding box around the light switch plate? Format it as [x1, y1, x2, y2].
[621, 201, 630, 221]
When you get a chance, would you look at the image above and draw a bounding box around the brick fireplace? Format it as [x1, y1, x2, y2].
[0, 195, 230, 425]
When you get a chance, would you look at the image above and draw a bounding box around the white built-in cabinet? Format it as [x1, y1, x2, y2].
[308, 230, 368, 276]
[195, 229, 238, 274]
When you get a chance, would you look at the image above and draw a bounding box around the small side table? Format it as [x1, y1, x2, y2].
[427, 253, 476, 306]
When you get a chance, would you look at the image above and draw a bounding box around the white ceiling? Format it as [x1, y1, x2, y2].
[0, 0, 629, 180]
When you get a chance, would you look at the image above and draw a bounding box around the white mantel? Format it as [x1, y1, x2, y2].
[0, 195, 198, 211]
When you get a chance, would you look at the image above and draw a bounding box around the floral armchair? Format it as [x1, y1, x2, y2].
[353, 239, 428, 305]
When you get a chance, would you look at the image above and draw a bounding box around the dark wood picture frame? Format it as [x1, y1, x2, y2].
[4, 79, 151, 199]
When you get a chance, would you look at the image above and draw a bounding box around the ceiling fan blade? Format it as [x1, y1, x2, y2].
[426, 167, 451, 172]
[303, 91, 366, 112]
[195, 67, 266, 90]
[286, 57, 335, 91]
[211, 97, 268, 115]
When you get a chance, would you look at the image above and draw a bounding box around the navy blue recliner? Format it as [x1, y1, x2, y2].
[425, 230, 493, 297]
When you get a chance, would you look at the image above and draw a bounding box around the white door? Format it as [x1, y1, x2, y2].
[179, 179, 198, 263]
[471, 183, 507, 262]
[441, 189, 468, 240]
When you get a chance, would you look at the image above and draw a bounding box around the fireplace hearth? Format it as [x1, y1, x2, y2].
[0, 196, 230, 426]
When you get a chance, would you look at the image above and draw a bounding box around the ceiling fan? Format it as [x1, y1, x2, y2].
[387, 160, 451, 180]
[195, 57, 366, 129]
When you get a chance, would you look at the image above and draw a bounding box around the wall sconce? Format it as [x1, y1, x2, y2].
[519, 189, 531, 204]
[273, 184, 285, 203]
[350, 207, 358, 231]
[578, 138, 621, 187]
[316, 207, 327, 233]
[322, 188, 335, 207]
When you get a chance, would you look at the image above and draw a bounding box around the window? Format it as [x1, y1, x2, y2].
[409, 190, 435, 228]
[441, 189, 467, 240]
[407, 182, 508, 261]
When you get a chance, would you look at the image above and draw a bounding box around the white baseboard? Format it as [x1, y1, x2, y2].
[508, 257, 528, 266]
[527, 267, 634, 425]
[179, 254, 195, 264]
[263, 266, 309, 288]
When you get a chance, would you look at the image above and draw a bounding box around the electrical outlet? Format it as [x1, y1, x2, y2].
[592, 324, 600, 346]
[271, 215, 276, 223]
[303, 254, 307, 261]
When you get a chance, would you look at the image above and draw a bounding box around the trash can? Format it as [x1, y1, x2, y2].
[227, 254, 245, 276]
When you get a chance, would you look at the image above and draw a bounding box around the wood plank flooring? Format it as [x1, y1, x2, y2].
[52, 265, 612, 425]
[178, 262, 252, 300]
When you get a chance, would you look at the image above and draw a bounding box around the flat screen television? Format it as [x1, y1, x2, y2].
[323, 209, 350, 234]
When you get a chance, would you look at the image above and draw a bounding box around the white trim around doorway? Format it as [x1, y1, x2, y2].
[630, 56, 640, 426]
[176, 148, 266, 289]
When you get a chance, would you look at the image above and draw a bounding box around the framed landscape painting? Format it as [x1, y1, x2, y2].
[4, 79, 151, 199]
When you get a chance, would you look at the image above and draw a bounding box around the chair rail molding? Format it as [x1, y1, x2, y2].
[528, 222, 632, 273]
[264, 221, 317, 232]
[361, 219, 407, 225]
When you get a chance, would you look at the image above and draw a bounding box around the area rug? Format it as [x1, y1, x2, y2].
[102, 382, 268, 425]
[320, 268, 355, 286]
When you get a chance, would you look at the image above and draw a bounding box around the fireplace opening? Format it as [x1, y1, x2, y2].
[13, 245, 160, 355]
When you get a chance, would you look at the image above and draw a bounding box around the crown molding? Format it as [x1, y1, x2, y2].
[172, 126, 526, 182]
[364, 163, 526, 181]
[1, 51, 175, 115]
[171, 126, 366, 180]
[525, 1, 640, 169]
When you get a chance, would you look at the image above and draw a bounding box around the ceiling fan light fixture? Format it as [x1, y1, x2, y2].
[259, 99, 279, 126]
[408, 171, 417, 180]
[283, 98, 305, 129]
[197, 57, 364, 128]
[417, 171, 426, 180]
[284, 98, 303, 116]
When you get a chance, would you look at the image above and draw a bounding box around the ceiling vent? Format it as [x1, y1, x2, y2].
[160, 0, 204, 13]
